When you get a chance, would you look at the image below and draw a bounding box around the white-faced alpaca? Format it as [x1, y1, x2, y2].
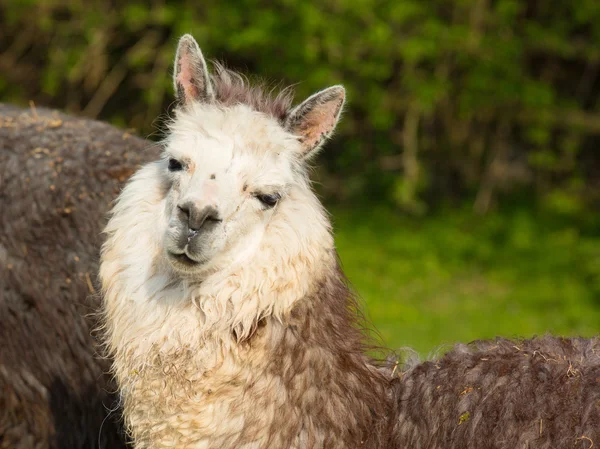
[101, 35, 600, 449]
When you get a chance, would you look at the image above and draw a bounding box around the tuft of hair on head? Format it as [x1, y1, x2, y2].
[172, 34, 346, 159]
[210, 62, 295, 124]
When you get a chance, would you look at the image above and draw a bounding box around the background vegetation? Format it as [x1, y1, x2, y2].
[1, 0, 598, 354]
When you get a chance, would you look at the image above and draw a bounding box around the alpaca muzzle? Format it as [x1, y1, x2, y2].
[165, 203, 223, 268]
[177, 202, 221, 235]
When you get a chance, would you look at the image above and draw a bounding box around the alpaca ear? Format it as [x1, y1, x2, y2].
[173, 34, 214, 105]
[285, 85, 345, 159]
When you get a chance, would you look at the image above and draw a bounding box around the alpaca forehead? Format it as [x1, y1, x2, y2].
[168, 132, 234, 172]
[170, 103, 299, 157]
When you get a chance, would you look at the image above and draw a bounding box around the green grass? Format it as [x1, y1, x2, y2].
[332, 205, 600, 356]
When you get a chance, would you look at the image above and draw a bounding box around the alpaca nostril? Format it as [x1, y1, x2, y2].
[177, 203, 190, 218]
[182, 205, 221, 232]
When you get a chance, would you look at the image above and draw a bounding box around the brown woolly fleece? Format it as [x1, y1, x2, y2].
[254, 267, 391, 448]
[389, 336, 600, 448]
[0, 104, 154, 449]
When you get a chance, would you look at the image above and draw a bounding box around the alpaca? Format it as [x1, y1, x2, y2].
[100, 35, 600, 449]
[0, 103, 152, 449]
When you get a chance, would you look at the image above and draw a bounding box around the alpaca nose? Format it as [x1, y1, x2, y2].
[177, 202, 221, 232]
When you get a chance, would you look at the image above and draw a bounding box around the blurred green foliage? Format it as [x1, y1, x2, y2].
[334, 205, 600, 354]
[1, 0, 599, 212]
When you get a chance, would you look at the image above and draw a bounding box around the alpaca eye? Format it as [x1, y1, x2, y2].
[256, 193, 281, 208]
[168, 158, 183, 172]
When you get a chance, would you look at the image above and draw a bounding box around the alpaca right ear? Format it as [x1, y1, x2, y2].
[173, 34, 214, 106]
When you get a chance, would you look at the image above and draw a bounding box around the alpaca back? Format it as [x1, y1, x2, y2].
[0, 104, 153, 449]
[389, 336, 600, 448]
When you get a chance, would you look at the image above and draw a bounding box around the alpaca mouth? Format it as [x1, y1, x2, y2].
[169, 251, 199, 266]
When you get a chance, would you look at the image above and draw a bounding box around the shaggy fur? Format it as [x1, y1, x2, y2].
[0, 103, 153, 449]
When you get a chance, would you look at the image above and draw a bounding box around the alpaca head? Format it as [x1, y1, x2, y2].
[161, 34, 344, 277]
[101, 35, 346, 349]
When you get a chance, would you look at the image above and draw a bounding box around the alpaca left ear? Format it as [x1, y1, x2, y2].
[173, 34, 214, 106]
[285, 85, 345, 159]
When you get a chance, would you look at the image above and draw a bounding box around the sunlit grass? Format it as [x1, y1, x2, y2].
[332, 205, 600, 356]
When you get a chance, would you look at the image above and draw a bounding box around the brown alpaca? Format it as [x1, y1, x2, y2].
[0, 103, 152, 449]
[100, 35, 600, 449]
